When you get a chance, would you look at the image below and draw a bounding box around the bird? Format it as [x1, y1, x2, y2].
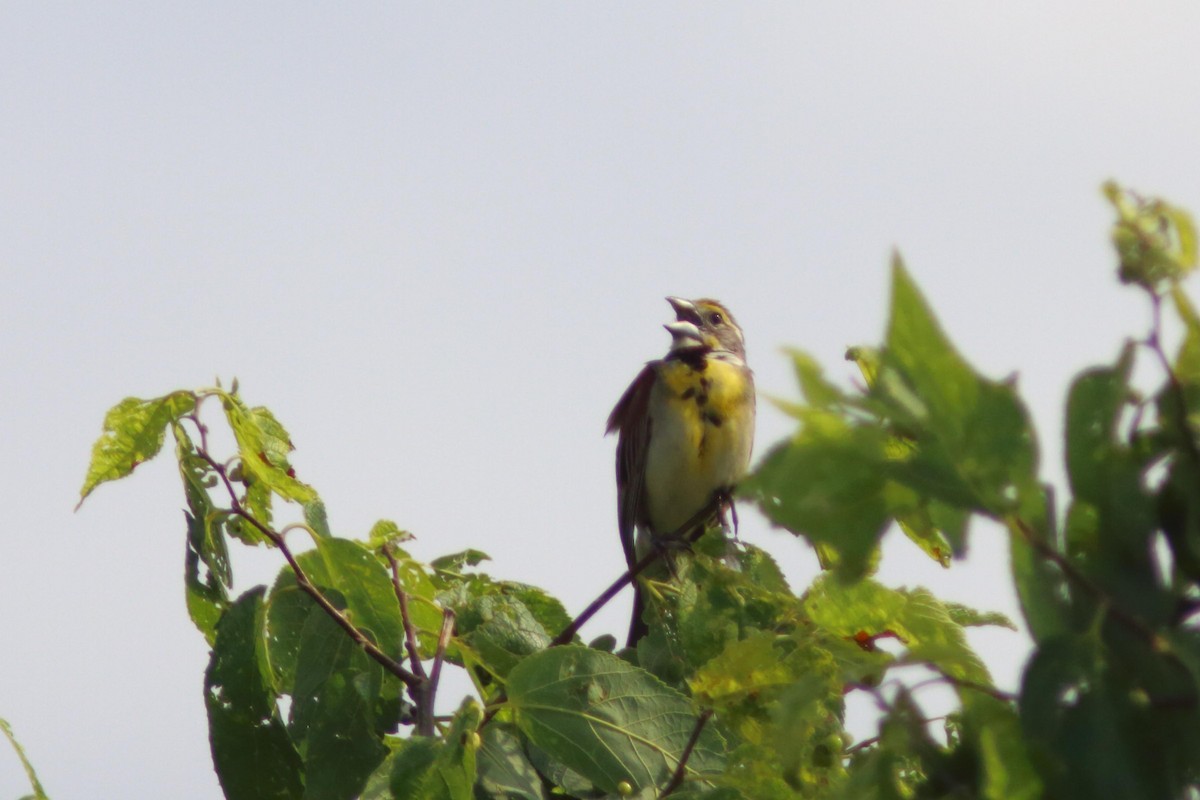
[606, 297, 756, 646]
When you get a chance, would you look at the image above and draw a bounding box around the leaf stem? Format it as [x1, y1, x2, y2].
[658, 709, 714, 799]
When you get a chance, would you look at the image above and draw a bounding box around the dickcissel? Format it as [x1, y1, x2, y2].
[607, 297, 756, 645]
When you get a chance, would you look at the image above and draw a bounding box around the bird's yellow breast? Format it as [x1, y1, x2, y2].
[644, 356, 755, 535]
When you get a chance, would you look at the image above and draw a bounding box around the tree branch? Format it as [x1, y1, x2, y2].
[384, 545, 433, 734]
[193, 447, 423, 690]
[427, 609, 456, 730]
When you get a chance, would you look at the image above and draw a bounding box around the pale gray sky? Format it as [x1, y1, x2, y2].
[4, 4, 1200, 797]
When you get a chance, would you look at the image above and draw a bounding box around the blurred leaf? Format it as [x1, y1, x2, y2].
[786, 348, 846, 408]
[205, 588, 302, 800]
[289, 605, 387, 800]
[942, 602, 1016, 631]
[846, 346, 881, 388]
[743, 412, 891, 579]
[960, 694, 1041, 800]
[883, 258, 1039, 516]
[1020, 634, 1200, 800]
[804, 575, 993, 685]
[690, 630, 848, 793]
[305, 499, 332, 539]
[0, 718, 49, 800]
[508, 646, 725, 795]
[78, 391, 196, 505]
[1065, 348, 1136, 506]
[367, 519, 412, 549]
[887, 482, 956, 566]
[1104, 181, 1198, 288]
[430, 549, 492, 573]
[689, 632, 799, 711]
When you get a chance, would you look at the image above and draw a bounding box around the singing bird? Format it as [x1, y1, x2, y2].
[606, 297, 756, 645]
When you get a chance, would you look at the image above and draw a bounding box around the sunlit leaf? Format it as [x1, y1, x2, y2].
[78, 391, 196, 505]
[221, 393, 317, 505]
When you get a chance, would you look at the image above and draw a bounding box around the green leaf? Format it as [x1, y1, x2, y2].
[960, 694, 1041, 800]
[845, 345, 881, 388]
[507, 645, 726, 795]
[476, 723, 546, 800]
[1064, 347, 1136, 506]
[1006, 489, 1072, 642]
[689, 631, 802, 710]
[78, 391, 196, 505]
[221, 393, 317, 505]
[942, 602, 1016, 631]
[454, 594, 551, 679]
[883, 258, 1039, 516]
[1104, 181, 1198, 288]
[305, 537, 414, 660]
[360, 737, 440, 800]
[786, 348, 846, 408]
[264, 583, 312, 694]
[305, 499, 332, 539]
[175, 423, 231, 644]
[289, 604, 387, 800]
[887, 481, 957, 566]
[742, 411, 891, 579]
[430, 549, 492, 572]
[689, 629, 849, 794]
[367, 519, 412, 549]
[804, 575, 992, 685]
[1, 718, 49, 800]
[205, 588, 303, 800]
[418, 700, 483, 800]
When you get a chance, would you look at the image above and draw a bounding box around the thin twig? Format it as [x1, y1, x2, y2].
[845, 715, 949, 755]
[384, 546, 433, 735]
[1010, 516, 1158, 645]
[384, 547, 428, 679]
[658, 709, 714, 799]
[549, 493, 729, 647]
[910, 668, 1017, 703]
[428, 609, 456, 718]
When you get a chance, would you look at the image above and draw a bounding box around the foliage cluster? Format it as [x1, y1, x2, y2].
[11, 182, 1197, 798]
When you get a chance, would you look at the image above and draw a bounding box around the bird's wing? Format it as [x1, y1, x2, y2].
[606, 362, 657, 570]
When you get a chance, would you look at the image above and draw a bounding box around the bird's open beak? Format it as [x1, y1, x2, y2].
[666, 296, 701, 324]
[664, 320, 704, 351]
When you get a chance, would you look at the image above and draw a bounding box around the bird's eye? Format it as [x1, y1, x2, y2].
[709, 312, 723, 325]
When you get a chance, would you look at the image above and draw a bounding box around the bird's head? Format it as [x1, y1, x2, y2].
[663, 297, 746, 360]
